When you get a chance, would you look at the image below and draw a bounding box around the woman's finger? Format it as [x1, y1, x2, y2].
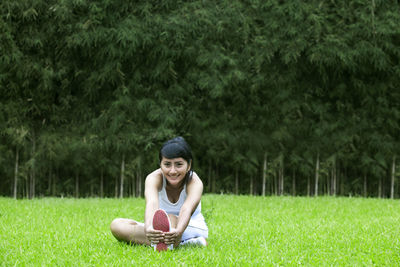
[148, 230, 164, 235]
[164, 239, 173, 245]
[147, 233, 165, 238]
[148, 232, 165, 238]
[164, 236, 176, 243]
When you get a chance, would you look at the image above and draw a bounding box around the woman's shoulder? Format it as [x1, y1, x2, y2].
[147, 168, 163, 178]
[145, 169, 163, 191]
[191, 171, 201, 182]
[187, 171, 203, 190]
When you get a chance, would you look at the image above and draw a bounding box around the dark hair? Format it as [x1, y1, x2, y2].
[159, 136, 193, 181]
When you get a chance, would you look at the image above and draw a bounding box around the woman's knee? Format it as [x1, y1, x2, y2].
[110, 218, 140, 241]
[110, 218, 127, 239]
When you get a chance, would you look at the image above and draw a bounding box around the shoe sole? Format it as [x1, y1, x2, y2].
[152, 209, 171, 252]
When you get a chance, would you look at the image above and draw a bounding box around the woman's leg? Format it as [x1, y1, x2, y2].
[167, 214, 182, 248]
[110, 218, 150, 245]
[168, 214, 178, 228]
[175, 216, 208, 247]
[110, 214, 181, 247]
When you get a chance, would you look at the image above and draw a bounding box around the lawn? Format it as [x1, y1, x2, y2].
[0, 195, 399, 266]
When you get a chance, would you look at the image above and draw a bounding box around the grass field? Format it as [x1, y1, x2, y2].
[0, 195, 399, 266]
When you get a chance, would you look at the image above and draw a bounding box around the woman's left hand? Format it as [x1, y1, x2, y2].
[164, 228, 182, 247]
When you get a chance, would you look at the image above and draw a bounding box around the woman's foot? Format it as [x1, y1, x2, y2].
[152, 209, 172, 252]
[180, 236, 208, 247]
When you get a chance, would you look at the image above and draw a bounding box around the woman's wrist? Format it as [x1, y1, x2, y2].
[144, 223, 152, 233]
[174, 226, 185, 235]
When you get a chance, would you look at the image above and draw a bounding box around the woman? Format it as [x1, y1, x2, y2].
[110, 137, 208, 251]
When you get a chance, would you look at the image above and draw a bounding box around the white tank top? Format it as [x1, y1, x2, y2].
[158, 176, 208, 230]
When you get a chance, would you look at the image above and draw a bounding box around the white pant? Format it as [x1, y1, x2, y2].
[139, 220, 208, 241]
[181, 224, 208, 241]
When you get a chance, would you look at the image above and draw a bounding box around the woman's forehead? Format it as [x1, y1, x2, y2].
[161, 157, 186, 162]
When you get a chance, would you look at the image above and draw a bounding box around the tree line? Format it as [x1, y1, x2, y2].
[1, 0, 399, 199]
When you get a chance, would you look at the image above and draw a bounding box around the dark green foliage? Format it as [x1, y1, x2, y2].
[0, 0, 399, 198]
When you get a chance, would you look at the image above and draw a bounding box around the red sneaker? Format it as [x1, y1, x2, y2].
[152, 209, 171, 252]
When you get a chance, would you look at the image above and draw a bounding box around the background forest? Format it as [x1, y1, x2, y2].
[1, 0, 399, 199]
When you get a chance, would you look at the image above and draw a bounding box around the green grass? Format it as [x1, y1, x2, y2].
[1, 195, 399, 266]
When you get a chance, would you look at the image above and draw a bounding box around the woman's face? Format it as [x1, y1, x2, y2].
[160, 157, 191, 187]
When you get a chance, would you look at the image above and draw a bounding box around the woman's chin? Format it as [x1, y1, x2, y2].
[166, 176, 184, 185]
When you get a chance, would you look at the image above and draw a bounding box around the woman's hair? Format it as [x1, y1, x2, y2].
[159, 136, 193, 181]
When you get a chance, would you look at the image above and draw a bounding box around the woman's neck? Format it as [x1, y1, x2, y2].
[165, 179, 185, 192]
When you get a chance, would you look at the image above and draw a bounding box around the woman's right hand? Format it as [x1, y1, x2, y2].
[145, 226, 165, 244]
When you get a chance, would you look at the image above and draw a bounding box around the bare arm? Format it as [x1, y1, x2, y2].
[164, 172, 204, 246]
[176, 172, 203, 233]
[144, 169, 163, 243]
[168, 173, 203, 239]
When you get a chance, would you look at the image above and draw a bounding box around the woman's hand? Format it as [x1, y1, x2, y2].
[145, 226, 165, 244]
[164, 228, 183, 247]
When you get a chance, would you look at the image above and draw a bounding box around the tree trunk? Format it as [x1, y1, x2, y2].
[29, 172, 33, 199]
[262, 153, 267, 196]
[340, 173, 345, 196]
[52, 169, 58, 196]
[137, 167, 142, 197]
[30, 137, 36, 199]
[235, 168, 239, 195]
[329, 166, 333, 196]
[279, 160, 284, 196]
[114, 173, 118, 198]
[278, 168, 282, 196]
[292, 170, 296, 196]
[307, 176, 310, 197]
[131, 171, 136, 198]
[47, 166, 52, 195]
[270, 175, 274, 195]
[212, 167, 217, 193]
[100, 168, 104, 198]
[327, 168, 330, 196]
[250, 175, 254, 195]
[332, 159, 337, 196]
[90, 180, 94, 197]
[75, 172, 79, 198]
[136, 169, 139, 197]
[139, 170, 142, 197]
[315, 152, 320, 197]
[120, 154, 125, 198]
[336, 161, 340, 196]
[390, 155, 396, 199]
[363, 174, 367, 197]
[13, 148, 19, 199]
[378, 177, 382, 198]
[25, 174, 29, 199]
[208, 159, 212, 193]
